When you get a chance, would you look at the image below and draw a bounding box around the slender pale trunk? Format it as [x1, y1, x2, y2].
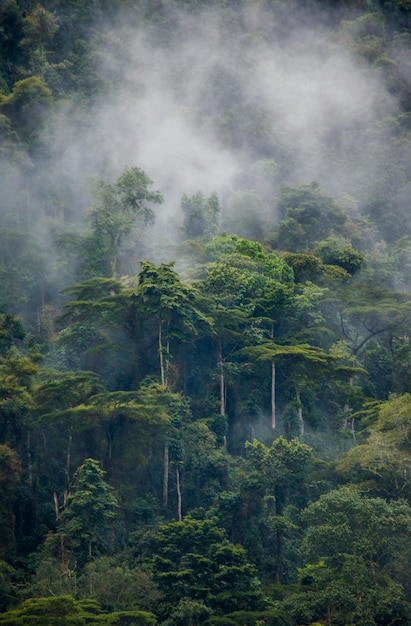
[165, 339, 170, 388]
[271, 360, 276, 429]
[217, 336, 225, 416]
[163, 444, 169, 510]
[159, 320, 170, 509]
[294, 382, 304, 439]
[159, 320, 165, 387]
[270, 324, 276, 429]
[64, 425, 73, 494]
[176, 468, 182, 521]
[53, 492, 59, 519]
[343, 376, 354, 435]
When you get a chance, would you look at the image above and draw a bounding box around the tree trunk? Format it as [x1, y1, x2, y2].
[53, 492, 59, 520]
[159, 320, 165, 387]
[271, 360, 276, 429]
[176, 467, 182, 521]
[64, 426, 73, 493]
[165, 339, 170, 388]
[217, 336, 225, 416]
[163, 444, 169, 510]
[270, 322, 276, 429]
[294, 383, 304, 439]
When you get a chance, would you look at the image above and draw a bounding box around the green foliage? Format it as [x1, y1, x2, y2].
[0, 76, 53, 148]
[0, 444, 21, 558]
[0, 1, 26, 90]
[284, 486, 411, 625]
[151, 516, 261, 615]
[220, 609, 291, 625]
[181, 191, 220, 240]
[1, 1, 411, 622]
[0, 595, 97, 625]
[0, 559, 15, 612]
[81, 167, 163, 278]
[337, 393, 411, 497]
[0, 229, 46, 320]
[314, 237, 364, 275]
[273, 183, 348, 251]
[0, 595, 157, 625]
[79, 556, 160, 612]
[58, 458, 120, 564]
[162, 598, 213, 625]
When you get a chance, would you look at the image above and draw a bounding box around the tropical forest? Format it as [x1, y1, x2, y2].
[1, 0, 411, 624]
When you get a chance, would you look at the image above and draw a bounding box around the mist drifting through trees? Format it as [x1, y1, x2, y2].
[1, 0, 411, 624]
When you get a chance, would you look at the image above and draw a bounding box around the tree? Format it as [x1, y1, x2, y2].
[284, 486, 411, 625]
[181, 191, 220, 240]
[81, 167, 163, 278]
[0, 595, 157, 625]
[136, 261, 211, 388]
[151, 516, 261, 616]
[314, 236, 364, 275]
[239, 342, 347, 436]
[0, 229, 47, 322]
[0, 76, 54, 149]
[0, 316, 39, 449]
[272, 182, 349, 252]
[0, 1, 26, 90]
[20, 4, 59, 76]
[200, 235, 294, 427]
[325, 284, 411, 360]
[79, 556, 160, 612]
[0, 444, 20, 559]
[170, 420, 233, 516]
[33, 370, 105, 496]
[337, 393, 411, 499]
[58, 458, 119, 566]
[215, 437, 314, 585]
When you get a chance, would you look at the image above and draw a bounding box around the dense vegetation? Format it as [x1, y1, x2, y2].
[1, 0, 411, 624]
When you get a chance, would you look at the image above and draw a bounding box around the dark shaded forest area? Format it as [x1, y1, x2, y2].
[1, 0, 411, 624]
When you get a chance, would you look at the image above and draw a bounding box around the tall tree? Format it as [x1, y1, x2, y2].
[181, 190, 220, 240]
[286, 487, 411, 625]
[136, 261, 211, 388]
[80, 167, 163, 278]
[58, 458, 119, 567]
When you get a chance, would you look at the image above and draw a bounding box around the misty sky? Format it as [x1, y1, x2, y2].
[44, 3, 401, 241]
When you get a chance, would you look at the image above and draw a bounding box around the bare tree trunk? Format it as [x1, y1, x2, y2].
[53, 491, 60, 519]
[53, 492, 59, 519]
[159, 321, 165, 387]
[217, 337, 225, 416]
[294, 383, 304, 439]
[163, 444, 169, 510]
[271, 360, 276, 429]
[165, 339, 170, 388]
[343, 376, 354, 431]
[176, 468, 182, 521]
[270, 323, 276, 429]
[64, 426, 73, 493]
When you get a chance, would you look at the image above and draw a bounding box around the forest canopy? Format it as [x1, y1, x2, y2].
[1, 0, 411, 624]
